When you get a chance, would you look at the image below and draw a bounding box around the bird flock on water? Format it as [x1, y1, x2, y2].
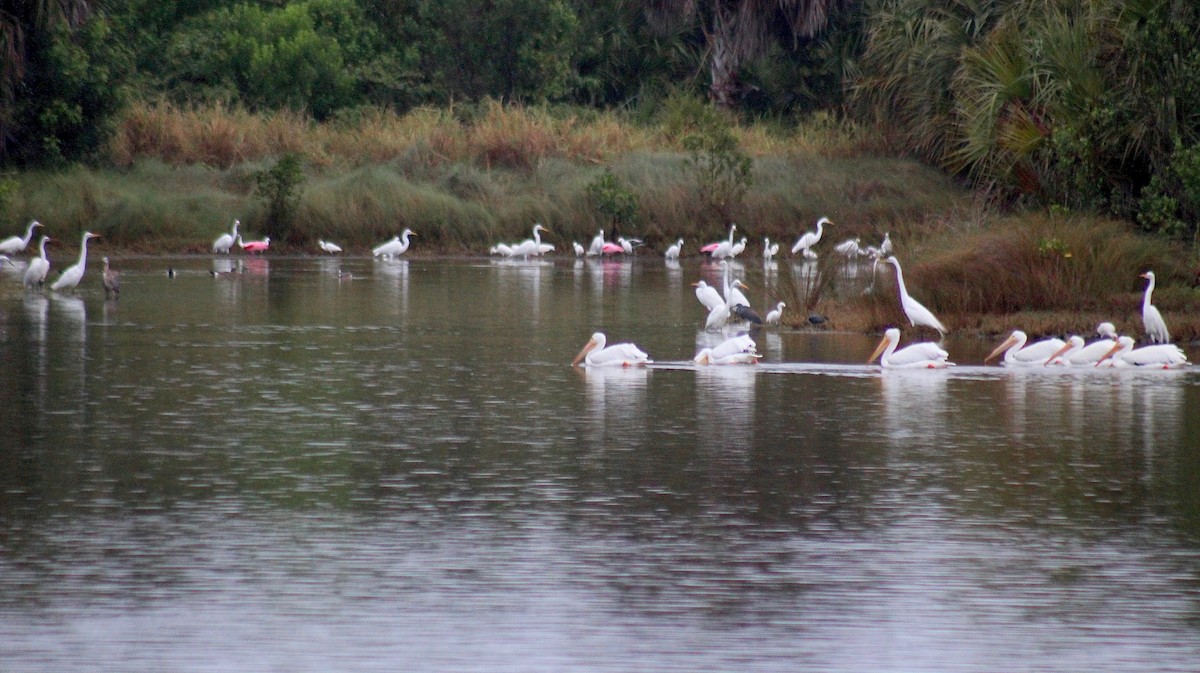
[0, 216, 1189, 369]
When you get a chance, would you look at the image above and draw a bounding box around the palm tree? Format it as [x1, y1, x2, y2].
[646, 0, 844, 109]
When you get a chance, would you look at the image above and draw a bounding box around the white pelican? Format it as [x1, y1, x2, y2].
[693, 280, 724, 312]
[868, 328, 954, 368]
[0, 220, 42, 255]
[1045, 323, 1118, 366]
[694, 334, 760, 365]
[319, 239, 342, 254]
[1140, 271, 1170, 344]
[572, 241, 586, 256]
[102, 256, 120, 298]
[791, 216, 829, 256]
[51, 231, 100, 291]
[985, 330, 1065, 366]
[764, 302, 786, 325]
[885, 255, 947, 336]
[373, 228, 416, 257]
[704, 223, 737, 258]
[762, 237, 779, 261]
[835, 237, 861, 257]
[664, 238, 684, 260]
[1097, 335, 1188, 368]
[587, 229, 605, 256]
[212, 219, 239, 254]
[572, 332, 651, 368]
[23, 235, 51, 288]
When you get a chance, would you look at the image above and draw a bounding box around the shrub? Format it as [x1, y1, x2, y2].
[254, 153, 305, 243]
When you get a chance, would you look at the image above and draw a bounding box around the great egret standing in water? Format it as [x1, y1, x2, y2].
[885, 255, 946, 337]
[212, 219, 239, 254]
[1140, 271, 1170, 344]
[373, 228, 416, 258]
[23, 235, 51, 288]
[0, 220, 42, 255]
[51, 231, 100, 291]
[791, 217, 829, 256]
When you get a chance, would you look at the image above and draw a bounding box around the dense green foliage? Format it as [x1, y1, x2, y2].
[254, 152, 305, 242]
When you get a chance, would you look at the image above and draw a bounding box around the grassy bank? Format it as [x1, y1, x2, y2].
[4, 101, 1197, 340]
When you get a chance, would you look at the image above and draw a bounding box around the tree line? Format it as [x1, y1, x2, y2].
[3, 0, 1200, 241]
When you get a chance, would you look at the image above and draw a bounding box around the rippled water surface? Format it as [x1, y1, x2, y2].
[2, 256, 1199, 672]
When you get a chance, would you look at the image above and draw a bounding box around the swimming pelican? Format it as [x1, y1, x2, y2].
[791, 217, 829, 256]
[102, 256, 120, 298]
[868, 328, 953, 368]
[373, 228, 416, 257]
[1140, 271, 1170, 344]
[694, 334, 760, 365]
[693, 280, 724, 312]
[703, 223, 737, 258]
[50, 231, 100, 291]
[835, 237, 861, 257]
[1096, 335, 1188, 368]
[572, 332, 651, 367]
[985, 330, 1065, 366]
[1045, 323, 1118, 366]
[573, 241, 586, 256]
[587, 229, 605, 256]
[212, 219, 239, 254]
[664, 238, 684, 260]
[23, 235, 51, 288]
[0, 220, 42, 255]
[885, 255, 947, 336]
[319, 239, 342, 254]
[762, 237, 779, 261]
[764, 302, 786, 325]
[238, 235, 270, 254]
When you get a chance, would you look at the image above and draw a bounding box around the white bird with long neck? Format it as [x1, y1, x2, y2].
[23, 235, 52, 288]
[318, 239, 342, 254]
[764, 302, 786, 325]
[693, 280, 724, 312]
[1045, 322, 1118, 366]
[762, 237, 779, 261]
[1140, 271, 1170, 344]
[511, 224, 551, 259]
[868, 328, 953, 368]
[879, 231, 893, 256]
[572, 332, 651, 368]
[721, 261, 751, 310]
[885, 255, 947, 336]
[50, 231, 100, 291]
[1096, 335, 1188, 368]
[705, 223, 737, 258]
[572, 241, 586, 257]
[835, 237, 861, 257]
[587, 229, 605, 256]
[985, 330, 1065, 366]
[791, 217, 829, 256]
[664, 238, 684, 260]
[373, 228, 416, 257]
[0, 220, 42, 255]
[212, 219, 239, 254]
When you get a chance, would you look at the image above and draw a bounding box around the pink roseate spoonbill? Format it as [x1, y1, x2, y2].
[985, 330, 1065, 366]
[23, 235, 52, 288]
[572, 332, 651, 368]
[600, 240, 624, 255]
[238, 235, 270, 254]
[885, 255, 947, 336]
[1096, 335, 1188, 369]
[319, 239, 342, 254]
[373, 228, 416, 258]
[791, 217, 830, 256]
[762, 237, 779, 261]
[213, 219, 239, 254]
[869, 328, 954, 369]
[0, 220, 42, 255]
[664, 239, 684, 260]
[102, 256, 120, 298]
[51, 231, 100, 291]
[1140, 271, 1170, 344]
[764, 302, 786, 325]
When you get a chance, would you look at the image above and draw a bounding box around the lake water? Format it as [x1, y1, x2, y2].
[1, 256, 1199, 672]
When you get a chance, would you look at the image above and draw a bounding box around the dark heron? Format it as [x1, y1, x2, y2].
[102, 256, 120, 298]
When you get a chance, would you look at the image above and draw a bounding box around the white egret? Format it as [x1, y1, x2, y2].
[879, 231, 893, 256]
[704, 223, 737, 258]
[721, 261, 751, 310]
[762, 237, 779, 261]
[212, 219, 239, 254]
[1096, 336, 1188, 368]
[704, 303, 730, 331]
[1140, 271, 1170, 344]
[102, 257, 120, 298]
[490, 243, 514, 256]
[373, 228, 416, 257]
[51, 231, 100, 291]
[868, 328, 954, 369]
[617, 236, 642, 255]
[791, 216, 830, 256]
[835, 237, 861, 257]
[23, 235, 51, 288]
[764, 302, 786, 325]
[885, 255, 947, 336]
[0, 220, 42, 255]
[587, 229, 605, 256]
[509, 223, 551, 259]
[729, 237, 747, 259]
[319, 239, 342, 254]
[985, 330, 1065, 366]
[664, 238, 684, 260]
[572, 241, 586, 256]
[572, 332, 651, 368]
[693, 280, 724, 312]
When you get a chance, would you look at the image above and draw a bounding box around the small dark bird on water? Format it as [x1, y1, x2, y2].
[102, 257, 120, 298]
[808, 313, 828, 326]
[167, 267, 176, 278]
